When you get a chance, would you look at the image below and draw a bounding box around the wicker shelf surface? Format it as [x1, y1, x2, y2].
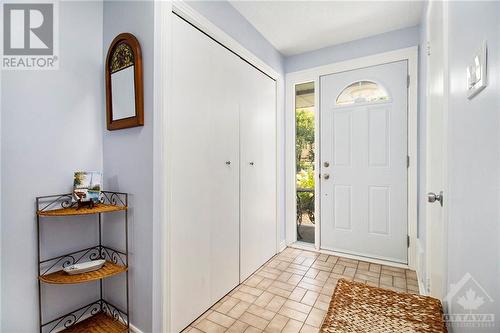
[38, 203, 127, 216]
[39, 261, 127, 284]
[60, 313, 127, 333]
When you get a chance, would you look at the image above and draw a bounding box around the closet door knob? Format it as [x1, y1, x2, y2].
[225, 161, 231, 165]
[249, 162, 255, 166]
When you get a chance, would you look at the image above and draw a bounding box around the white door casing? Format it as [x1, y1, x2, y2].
[425, 0, 449, 299]
[320, 61, 409, 264]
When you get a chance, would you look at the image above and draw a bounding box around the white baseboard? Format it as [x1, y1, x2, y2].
[415, 238, 427, 295]
[130, 323, 144, 333]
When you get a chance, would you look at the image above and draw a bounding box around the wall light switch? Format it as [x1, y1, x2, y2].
[467, 41, 487, 99]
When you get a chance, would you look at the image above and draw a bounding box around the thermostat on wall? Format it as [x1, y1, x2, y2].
[467, 41, 487, 99]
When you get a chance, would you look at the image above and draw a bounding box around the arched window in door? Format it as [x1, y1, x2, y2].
[336, 80, 390, 105]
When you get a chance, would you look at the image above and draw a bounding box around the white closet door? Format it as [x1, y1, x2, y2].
[171, 15, 240, 332]
[240, 64, 277, 281]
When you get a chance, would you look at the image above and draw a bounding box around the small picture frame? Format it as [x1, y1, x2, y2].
[73, 171, 102, 207]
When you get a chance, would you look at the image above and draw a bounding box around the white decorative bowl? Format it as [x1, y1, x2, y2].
[64, 259, 105, 275]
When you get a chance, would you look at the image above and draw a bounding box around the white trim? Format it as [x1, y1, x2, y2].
[424, 0, 449, 299]
[416, 238, 428, 296]
[153, 1, 285, 331]
[0, 38, 2, 330]
[285, 47, 418, 270]
[152, 1, 172, 333]
[130, 323, 145, 333]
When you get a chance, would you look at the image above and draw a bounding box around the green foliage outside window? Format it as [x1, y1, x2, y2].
[295, 108, 315, 214]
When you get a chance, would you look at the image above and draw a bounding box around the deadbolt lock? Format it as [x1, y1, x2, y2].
[323, 161, 330, 167]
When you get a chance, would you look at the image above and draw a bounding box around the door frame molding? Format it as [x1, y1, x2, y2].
[285, 46, 418, 269]
[153, 1, 284, 331]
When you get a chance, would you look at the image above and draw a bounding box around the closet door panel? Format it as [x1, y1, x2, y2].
[171, 15, 239, 332]
[207, 35, 241, 304]
[240, 65, 277, 281]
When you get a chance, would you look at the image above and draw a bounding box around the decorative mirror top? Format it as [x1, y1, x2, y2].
[110, 43, 135, 74]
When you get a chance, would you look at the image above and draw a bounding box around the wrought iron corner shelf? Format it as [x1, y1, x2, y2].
[36, 191, 130, 333]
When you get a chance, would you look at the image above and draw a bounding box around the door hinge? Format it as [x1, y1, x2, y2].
[407, 155, 410, 168]
[407, 75, 410, 88]
[407, 235, 410, 248]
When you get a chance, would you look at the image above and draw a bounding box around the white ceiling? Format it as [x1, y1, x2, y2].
[230, 1, 424, 56]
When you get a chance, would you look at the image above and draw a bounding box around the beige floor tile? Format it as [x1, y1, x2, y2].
[301, 290, 319, 306]
[267, 285, 292, 298]
[266, 294, 287, 312]
[282, 319, 303, 333]
[239, 312, 270, 330]
[304, 308, 326, 328]
[257, 278, 274, 290]
[313, 294, 331, 311]
[357, 262, 370, 271]
[227, 320, 250, 333]
[244, 326, 263, 333]
[278, 306, 308, 322]
[393, 277, 407, 288]
[247, 304, 276, 321]
[195, 319, 226, 333]
[244, 275, 264, 288]
[216, 297, 241, 314]
[207, 311, 236, 328]
[271, 280, 297, 292]
[239, 285, 265, 297]
[228, 301, 252, 319]
[304, 268, 320, 279]
[254, 291, 275, 307]
[233, 291, 258, 303]
[202, 248, 420, 333]
[288, 274, 303, 285]
[289, 286, 307, 302]
[300, 324, 320, 333]
[380, 274, 393, 286]
[283, 299, 312, 314]
[278, 271, 293, 282]
[265, 314, 289, 333]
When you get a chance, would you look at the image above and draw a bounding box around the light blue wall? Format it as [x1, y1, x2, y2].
[186, 1, 284, 75]
[0, 2, 104, 331]
[102, 1, 154, 332]
[285, 25, 420, 73]
[445, 2, 500, 330]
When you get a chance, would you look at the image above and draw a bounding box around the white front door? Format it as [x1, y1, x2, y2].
[425, 0, 448, 299]
[320, 61, 408, 263]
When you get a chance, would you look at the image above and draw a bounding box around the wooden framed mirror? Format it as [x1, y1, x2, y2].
[106, 33, 144, 130]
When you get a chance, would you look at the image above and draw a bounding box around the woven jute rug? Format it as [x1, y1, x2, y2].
[321, 279, 447, 333]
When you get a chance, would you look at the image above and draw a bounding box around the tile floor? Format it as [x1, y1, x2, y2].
[183, 247, 419, 333]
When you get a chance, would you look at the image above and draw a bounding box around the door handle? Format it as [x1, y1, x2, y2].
[427, 191, 443, 206]
[225, 161, 231, 165]
[249, 162, 255, 166]
[323, 174, 330, 180]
